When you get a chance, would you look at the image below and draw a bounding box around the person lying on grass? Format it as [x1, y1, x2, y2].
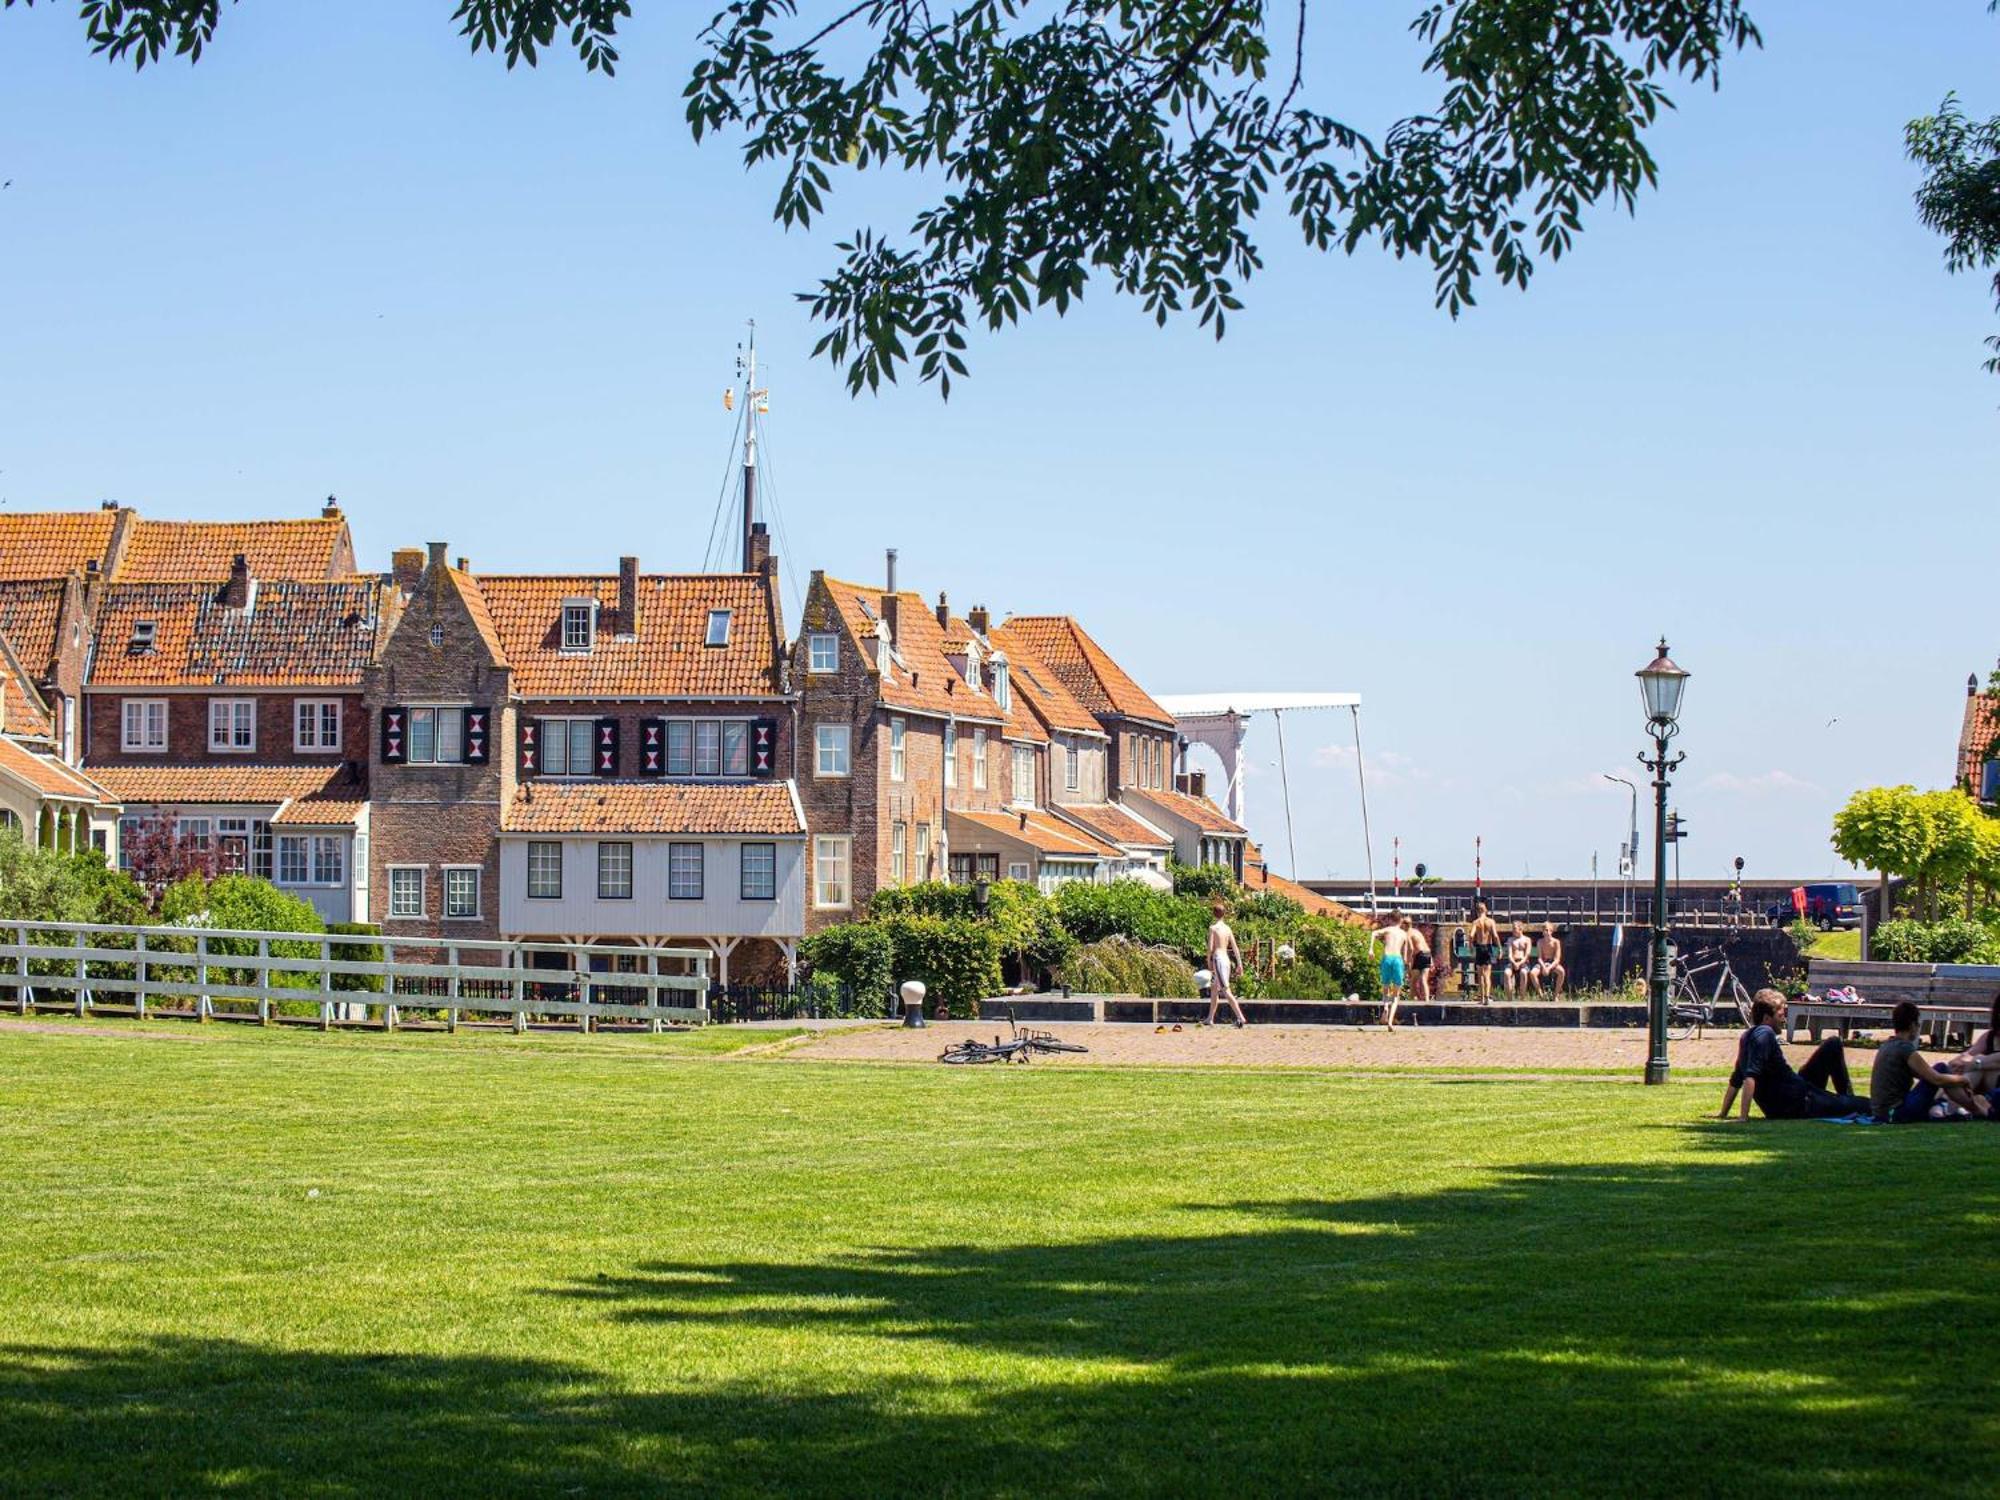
[1870, 1000, 1992, 1124]
[1717, 991, 1871, 1121]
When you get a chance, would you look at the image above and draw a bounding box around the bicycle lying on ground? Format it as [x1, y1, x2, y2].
[1665, 943, 1754, 1039]
[939, 1008, 1090, 1065]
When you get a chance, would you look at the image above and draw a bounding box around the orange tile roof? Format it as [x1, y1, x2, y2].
[1128, 786, 1246, 835]
[501, 779, 804, 835]
[269, 769, 369, 827]
[0, 735, 107, 801]
[1959, 692, 1999, 793]
[950, 807, 1122, 858]
[1054, 801, 1173, 850]
[814, 576, 1005, 724]
[86, 763, 347, 807]
[112, 516, 350, 582]
[1242, 847, 1364, 925]
[0, 645, 53, 739]
[90, 580, 392, 688]
[0, 579, 71, 678]
[474, 573, 783, 699]
[1001, 615, 1173, 727]
[0, 510, 120, 581]
[986, 623, 1102, 737]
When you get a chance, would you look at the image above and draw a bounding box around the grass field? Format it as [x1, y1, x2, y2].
[1, 1021, 1994, 1497]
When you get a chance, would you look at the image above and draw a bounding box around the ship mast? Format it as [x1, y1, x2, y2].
[735, 321, 770, 572]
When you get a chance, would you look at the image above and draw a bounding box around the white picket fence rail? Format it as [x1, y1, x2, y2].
[1, 920, 711, 1031]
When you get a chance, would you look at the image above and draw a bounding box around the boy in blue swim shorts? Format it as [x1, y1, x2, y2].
[1371, 913, 1414, 1028]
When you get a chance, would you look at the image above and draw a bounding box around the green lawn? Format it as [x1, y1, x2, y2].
[1809, 927, 1864, 961]
[0, 1022, 1992, 1497]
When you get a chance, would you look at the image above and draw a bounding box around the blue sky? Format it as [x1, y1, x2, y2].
[3, 1, 1996, 882]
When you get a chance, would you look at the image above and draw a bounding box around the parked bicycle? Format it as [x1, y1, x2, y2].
[1665, 943, 1754, 1039]
[939, 1008, 1090, 1064]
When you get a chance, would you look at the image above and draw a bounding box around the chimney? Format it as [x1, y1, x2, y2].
[392, 548, 424, 595]
[882, 592, 899, 644]
[886, 548, 898, 595]
[618, 555, 639, 638]
[220, 553, 253, 610]
[936, 591, 950, 629]
[100, 499, 119, 511]
[968, 605, 990, 636]
[426, 541, 447, 573]
[1972, 673, 1981, 697]
[322, 495, 342, 518]
[1188, 770, 1207, 800]
[456, 556, 468, 573]
[745, 523, 770, 576]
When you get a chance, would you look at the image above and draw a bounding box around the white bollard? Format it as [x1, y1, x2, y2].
[900, 979, 928, 1028]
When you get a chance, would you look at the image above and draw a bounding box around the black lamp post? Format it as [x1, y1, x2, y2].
[1636, 639, 1689, 1085]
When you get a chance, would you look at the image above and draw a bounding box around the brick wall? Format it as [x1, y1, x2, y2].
[364, 559, 511, 947]
[514, 697, 791, 781]
[1109, 720, 1175, 797]
[84, 690, 367, 766]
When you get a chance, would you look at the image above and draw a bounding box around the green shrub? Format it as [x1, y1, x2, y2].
[1057, 937, 1199, 997]
[157, 875, 326, 994]
[1233, 889, 1304, 924]
[1052, 880, 1208, 959]
[1240, 959, 1351, 1001]
[1869, 917, 1999, 965]
[326, 922, 384, 994]
[1293, 916, 1381, 1004]
[880, 914, 1003, 1017]
[0, 829, 147, 925]
[1169, 860, 1238, 903]
[801, 922, 897, 1008]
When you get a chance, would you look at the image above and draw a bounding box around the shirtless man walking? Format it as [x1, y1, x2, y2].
[1467, 902, 1502, 1004]
[1372, 913, 1416, 1028]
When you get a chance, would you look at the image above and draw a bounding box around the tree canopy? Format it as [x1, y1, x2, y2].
[1907, 8, 2000, 385]
[6, 1, 1762, 394]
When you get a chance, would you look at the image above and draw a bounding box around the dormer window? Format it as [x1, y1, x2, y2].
[706, 609, 733, 648]
[129, 620, 156, 654]
[964, 641, 981, 690]
[561, 601, 596, 654]
[993, 659, 1011, 714]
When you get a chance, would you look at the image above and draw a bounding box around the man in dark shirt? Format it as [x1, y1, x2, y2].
[1717, 991, 1870, 1120]
[1870, 1000, 1991, 1122]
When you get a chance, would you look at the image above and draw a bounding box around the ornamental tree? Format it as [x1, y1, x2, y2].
[1830, 785, 1934, 924]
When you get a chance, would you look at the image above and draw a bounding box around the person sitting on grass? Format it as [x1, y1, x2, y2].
[1871, 1000, 1992, 1123]
[1717, 990, 1871, 1120]
[1944, 992, 2000, 1099]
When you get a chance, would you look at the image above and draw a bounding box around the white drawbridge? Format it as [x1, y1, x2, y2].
[1152, 692, 1375, 905]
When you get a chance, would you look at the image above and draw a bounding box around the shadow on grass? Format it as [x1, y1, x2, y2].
[3, 1127, 1992, 1496]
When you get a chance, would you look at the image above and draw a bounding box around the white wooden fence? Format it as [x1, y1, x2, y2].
[1, 920, 711, 1031]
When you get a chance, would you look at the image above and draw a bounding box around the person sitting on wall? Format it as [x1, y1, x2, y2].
[1717, 991, 1871, 1120]
[1871, 1000, 1992, 1123]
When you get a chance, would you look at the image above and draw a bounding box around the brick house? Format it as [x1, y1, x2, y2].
[0, 645, 119, 853]
[1958, 670, 2000, 805]
[82, 554, 397, 920]
[366, 542, 804, 984]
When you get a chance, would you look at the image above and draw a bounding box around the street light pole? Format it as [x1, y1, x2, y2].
[1635, 640, 1689, 1088]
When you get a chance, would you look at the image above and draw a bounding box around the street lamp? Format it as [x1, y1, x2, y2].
[1636, 638, 1689, 1086]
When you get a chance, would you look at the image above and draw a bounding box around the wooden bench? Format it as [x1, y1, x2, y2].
[1797, 959, 1995, 1048]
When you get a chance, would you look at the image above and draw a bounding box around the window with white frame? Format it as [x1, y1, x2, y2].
[889, 718, 905, 781]
[993, 660, 1010, 713]
[561, 600, 595, 653]
[527, 841, 563, 899]
[891, 821, 906, 886]
[814, 835, 851, 909]
[658, 718, 756, 777]
[278, 835, 309, 885]
[963, 641, 980, 689]
[294, 699, 342, 753]
[915, 823, 931, 881]
[721, 720, 749, 776]
[179, 818, 212, 852]
[312, 836, 344, 886]
[807, 632, 838, 673]
[388, 866, 425, 918]
[705, 609, 732, 647]
[207, 698, 256, 753]
[740, 842, 776, 901]
[943, 721, 957, 788]
[667, 842, 704, 900]
[408, 707, 465, 765]
[694, 719, 723, 776]
[815, 723, 850, 777]
[443, 866, 481, 920]
[121, 699, 167, 753]
[539, 718, 596, 777]
[1012, 744, 1035, 805]
[1007, 861, 1031, 882]
[599, 841, 634, 900]
[972, 729, 988, 791]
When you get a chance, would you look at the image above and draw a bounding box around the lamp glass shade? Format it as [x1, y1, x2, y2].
[1636, 639, 1689, 728]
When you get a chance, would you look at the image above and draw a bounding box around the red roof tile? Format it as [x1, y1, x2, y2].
[1128, 786, 1246, 835]
[1242, 846, 1364, 925]
[113, 517, 352, 582]
[0, 510, 120, 581]
[987, 622, 1103, 737]
[502, 779, 804, 835]
[90, 580, 392, 688]
[1959, 692, 1999, 793]
[1000, 615, 1173, 727]
[86, 763, 348, 807]
[269, 771, 369, 827]
[0, 579, 71, 679]
[949, 807, 1121, 858]
[0, 736, 107, 801]
[0, 638, 52, 739]
[475, 573, 781, 699]
[1053, 801, 1172, 850]
[813, 577, 1006, 725]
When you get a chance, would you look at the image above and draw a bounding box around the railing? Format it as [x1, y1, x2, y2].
[0, 921, 710, 1031]
[707, 980, 886, 1024]
[1324, 891, 1779, 928]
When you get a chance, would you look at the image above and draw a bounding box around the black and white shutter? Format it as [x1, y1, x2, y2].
[639, 718, 667, 777]
[463, 707, 490, 764]
[595, 717, 621, 776]
[517, 717, 540, 777]
[380, 706, 408, 764]
[749, 718, 778, 779]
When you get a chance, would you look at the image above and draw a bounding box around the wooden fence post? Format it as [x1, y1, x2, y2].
[196, 934, 212, 1023]
[647, 949, 662, 1034]
[13, 923, 28, 1014]
[446, 945, 461, 1034]
[73, 928, 87, 1018]
[134, 931, 149, 1020]
[256, 936, 271, 1026]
